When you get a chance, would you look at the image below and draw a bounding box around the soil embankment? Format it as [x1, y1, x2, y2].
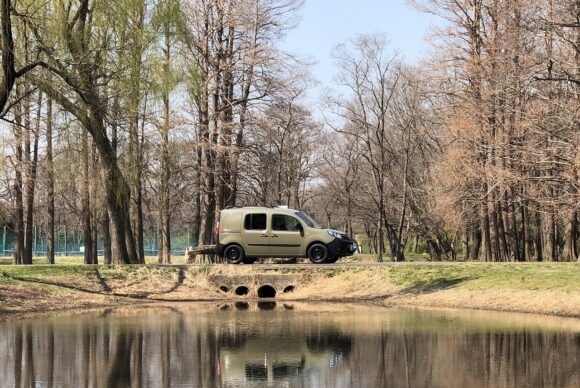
[1, 263, 579, 319]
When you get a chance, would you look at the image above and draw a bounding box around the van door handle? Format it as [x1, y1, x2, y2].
[260, 234, 268, 238]
[271, 234, 278, 238]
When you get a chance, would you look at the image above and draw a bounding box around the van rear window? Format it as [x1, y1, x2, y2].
[244, 214, 267, 230]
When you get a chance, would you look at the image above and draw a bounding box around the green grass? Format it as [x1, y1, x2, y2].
[0, 255, 173, 266]
[346, 253, 432, 262]
[382, 263, 580, 293]
[0, 264, 95, 278]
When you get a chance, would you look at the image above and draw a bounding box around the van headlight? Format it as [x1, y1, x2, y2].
[328, 230, 342, 239]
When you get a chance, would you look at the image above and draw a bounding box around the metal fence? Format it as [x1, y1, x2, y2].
[0, 249, 188, 257]
[0, 225, 194, 258]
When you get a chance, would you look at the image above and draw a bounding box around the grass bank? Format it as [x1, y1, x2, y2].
[0, 252, 432, 266]
[0, 262, 579, 319]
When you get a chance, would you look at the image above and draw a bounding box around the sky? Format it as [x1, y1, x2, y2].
[280, 0, 444, 102]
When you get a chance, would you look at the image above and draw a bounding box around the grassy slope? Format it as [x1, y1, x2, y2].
[299, 263, 580, 316]
[0, 252, 431, 266]
[0, 262, 579, 318]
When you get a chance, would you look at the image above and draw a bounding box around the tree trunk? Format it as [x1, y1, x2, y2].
[46, 97, 55, 264]
[497, 201, 509, 262]
[521, 199, 532, 262]
[489, 199, 500, 262]
[0, 0, 27, 114]
[228, 2, 259, 207]
[128, 1, 146, 265]
[102, 94, 118, 265]
[504, 190, 519, 261]
[22, 89, 32, 264]
[412, 234, 419, 254]
[91, 142, 98, 264]
[91, 113, 139, 265]
[102, 210, 112, 265]
[128, 101, 145, 264]
[12, 87, 24, 264]
[128, 105, 145, 263]
[462, 228, 470, 260]
[22, 91, 41, 264]
[542, 211, 557, 261]
[160, 211, 171, 264]
[82, 127, 94, 264]
[197, 10, 214, 247]
[214, 2, 225, 225]
[470, 227, 482, 261]
[481, 204, 492, 262]
[158, 210, 164, 263]
[534, 206, 543, 261]
[426, 238, 442, 261]
[563, 211, 577, 262]
[394, 156, 409, 262]
[377, 193, 385, 262]
[159, 32, 172, 264]
[133, 179, 145, 264]
[192, 140, 202, 247]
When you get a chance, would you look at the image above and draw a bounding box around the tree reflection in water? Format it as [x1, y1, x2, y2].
[0, 304, 578, 387]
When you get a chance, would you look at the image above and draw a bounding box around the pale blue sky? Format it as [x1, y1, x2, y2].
[280, 0, 444, 100]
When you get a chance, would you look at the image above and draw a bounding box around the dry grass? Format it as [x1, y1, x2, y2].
[0, 255, 185, 265]
[1, 262, 579, 319]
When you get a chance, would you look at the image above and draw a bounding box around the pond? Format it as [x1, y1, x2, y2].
[1, 303, 579, 387]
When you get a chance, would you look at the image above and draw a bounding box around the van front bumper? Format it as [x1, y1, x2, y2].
[328, 238, 357, 257]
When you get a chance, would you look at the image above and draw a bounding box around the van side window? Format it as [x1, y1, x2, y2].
[272, 214, 301, 231]
[244, 214, 267, 230]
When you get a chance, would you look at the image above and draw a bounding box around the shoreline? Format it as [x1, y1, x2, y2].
[1, 263, 579, 320]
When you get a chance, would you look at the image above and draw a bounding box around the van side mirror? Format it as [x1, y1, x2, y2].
[297, 223, 304, 237]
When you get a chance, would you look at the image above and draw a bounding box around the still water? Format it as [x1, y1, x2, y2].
[1, 302, 579, 388]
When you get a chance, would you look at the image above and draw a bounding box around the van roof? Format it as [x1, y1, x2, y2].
[221, 206, 298, 213]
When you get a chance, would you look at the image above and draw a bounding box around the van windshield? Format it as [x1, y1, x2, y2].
[295, 211, 322, 229]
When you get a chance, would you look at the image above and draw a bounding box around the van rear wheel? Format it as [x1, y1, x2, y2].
[308, 244, 328, 264]
[224, 245, 245, 264]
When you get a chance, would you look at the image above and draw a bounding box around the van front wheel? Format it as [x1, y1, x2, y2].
[308, 244, 328, 264]
[224, 245, 245, 264]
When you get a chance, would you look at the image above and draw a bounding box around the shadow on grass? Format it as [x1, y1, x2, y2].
[156, 267, 186, 295]
[2, 271, 156, 299]
[1, 267, 188, 300]
[94, 268, 112, 292]
[401, 277, 471, 294]
[1, 273, 146, 298]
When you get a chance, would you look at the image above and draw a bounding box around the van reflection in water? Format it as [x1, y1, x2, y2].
[0, 303, 579, 387]
[218, 311, 352, 386]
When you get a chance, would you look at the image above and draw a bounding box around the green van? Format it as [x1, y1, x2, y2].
[216, 207, 357, 264]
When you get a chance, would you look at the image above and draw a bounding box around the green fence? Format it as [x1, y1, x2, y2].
[0, 224, 196, 257]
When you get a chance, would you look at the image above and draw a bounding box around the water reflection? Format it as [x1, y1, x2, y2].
[0, 303, 579, 387]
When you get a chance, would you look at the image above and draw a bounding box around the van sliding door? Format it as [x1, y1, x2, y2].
[270, 214, 303, 257]
[242, 213, 270, 256]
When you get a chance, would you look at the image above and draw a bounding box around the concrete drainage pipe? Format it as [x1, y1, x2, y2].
[234, 285, 249, 296]
[257, 284, 277, 298]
